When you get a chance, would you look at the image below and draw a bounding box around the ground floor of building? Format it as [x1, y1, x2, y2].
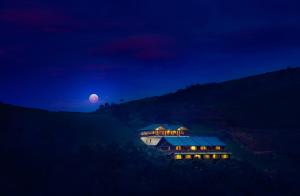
[173, 152, 231, 160]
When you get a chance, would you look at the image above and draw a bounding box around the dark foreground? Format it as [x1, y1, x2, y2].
[1, 104, 299, 196]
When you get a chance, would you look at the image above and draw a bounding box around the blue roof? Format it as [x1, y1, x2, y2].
[162, 136, 226, 146]
[139, 124, 187, 131]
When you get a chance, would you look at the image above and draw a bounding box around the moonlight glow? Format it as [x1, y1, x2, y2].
[89, 94, 99, 104]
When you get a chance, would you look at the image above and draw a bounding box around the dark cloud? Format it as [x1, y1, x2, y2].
[0, 8, 72, 31]
[0, 7, 131, 34]
[90, 35, 177, 61]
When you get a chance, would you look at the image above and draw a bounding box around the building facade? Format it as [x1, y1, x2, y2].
[139, 124, 188, 146]
[139, 124, 231, 160]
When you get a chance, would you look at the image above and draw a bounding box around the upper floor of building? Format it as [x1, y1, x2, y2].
[139, 124, 188, 137]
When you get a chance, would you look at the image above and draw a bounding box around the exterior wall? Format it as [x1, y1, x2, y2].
[140, 136, 162, 146]
[139, 125, 231, 160]
[157, 143, 231, 160]
[158, 144, 225, 152]
[174, 152, 231, 160]
[140, 130, 186, 137]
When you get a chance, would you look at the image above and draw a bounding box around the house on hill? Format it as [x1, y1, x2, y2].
[139, 124, 188, 136]
[139, 124, 231, 160]
[139, 124, 188, 146]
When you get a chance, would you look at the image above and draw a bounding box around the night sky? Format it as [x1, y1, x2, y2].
[1, 0, 300, 111]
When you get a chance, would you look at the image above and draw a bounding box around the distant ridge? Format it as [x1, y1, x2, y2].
[1, 67, 299, 114]
[0, 102, 48, 112]
[99, 67, 300, 129]
[95, 67, 300, 153]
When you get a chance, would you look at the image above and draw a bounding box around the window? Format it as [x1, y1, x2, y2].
[176, 146, 182, 151]
[194, 154, 201, 159]
[175, 154, 182, 160]
[185, 154, 192, 159]
[221, 154, 229, 159]
[190, 146, 197, 151]
[212, 154, 218, 159]
[215, 146, 221, 150]
[200, 146, 207, 151]
[204, 154, 210, 159]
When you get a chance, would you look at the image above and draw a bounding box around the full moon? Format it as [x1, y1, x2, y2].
[89, 94, 99, 103]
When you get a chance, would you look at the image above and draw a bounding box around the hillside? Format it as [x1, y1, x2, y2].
[99, 67, 300, 154]
[0, 103, 134, 152]
[1, 103, 283, 196]
[1, 68, 300, 195]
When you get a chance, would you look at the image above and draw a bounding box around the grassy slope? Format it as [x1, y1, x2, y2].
[2, 104, 278, 196]
[1, 68, 300, 195]
[101, 68, 300, 154]
[95, 67, 300, 192]
[0, 104, 135, 152]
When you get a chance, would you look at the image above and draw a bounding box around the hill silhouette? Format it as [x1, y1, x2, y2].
[1, 67, 300, 195]
[100, 67, 300, 153]
[101, 67, 300, 127]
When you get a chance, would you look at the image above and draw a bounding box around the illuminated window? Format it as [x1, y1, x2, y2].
[200, 146, 207, 151]
[215, 146, 221, 150]
[176, 146, 182, 151]
[190, 146, 197, 151]
[194, 154, 201, 159]
[212, 154, 218, 159]
[175, 154, 182, 160]
[185, 154, 192, 159]
[204, 154, 210, 159]
[221, 154, 229, 159]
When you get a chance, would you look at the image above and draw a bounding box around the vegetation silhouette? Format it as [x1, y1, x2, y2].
[1, 68, 300, 195]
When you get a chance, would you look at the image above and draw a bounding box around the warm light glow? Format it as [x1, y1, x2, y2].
[190, 146, 197, 151]
[221, 154, 229, 159]
[185, 154, 192, 159]
[212, 154, 218, 159]
[176, 146, 182, 151]
[194, 154, 201, 159]
[216, 146, 221, 150]
[175, 154, 182, 160]
[204, 154, 210, 159]
[200, 146, 207, 151]
[144, 127, 187, 136]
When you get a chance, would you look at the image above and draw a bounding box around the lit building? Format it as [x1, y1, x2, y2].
[139, 124, 231, 160]
[139, 124, 188, 146]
